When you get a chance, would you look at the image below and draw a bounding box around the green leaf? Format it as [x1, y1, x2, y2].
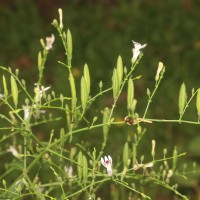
[178, 83, 187, 116]
[10, 75, 18, 107]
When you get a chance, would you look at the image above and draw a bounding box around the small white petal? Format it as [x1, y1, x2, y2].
[108, 155, 112, 164]
[101, 157, 106, 167]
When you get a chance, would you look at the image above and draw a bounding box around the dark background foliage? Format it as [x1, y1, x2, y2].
[0, 0, 200, 199]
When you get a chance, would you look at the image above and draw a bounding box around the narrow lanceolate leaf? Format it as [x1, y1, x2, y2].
[67, 29, 73, 62]
[69, 73, 77, 111]
[103, 107, 110, 141]
[112, 68, 119, 101]
[2, 75, 8, 100]
[196, 89, 200, 119]
[77, 151, 83, 180]
[83, 63, 90, 94]
[178, 83, 187, 116]
[81, 76, 88, 110]
[10, 75, 18, 107]
[82, 155, 88, 184]
[123, 142, 129, 168]
[116, 56, 123, 86]
[127, 78, 134, 112]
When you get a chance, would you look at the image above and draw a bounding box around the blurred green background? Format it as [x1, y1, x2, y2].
[1, 0, 200, 199]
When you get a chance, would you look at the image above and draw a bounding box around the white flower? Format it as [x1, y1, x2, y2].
[46, 34, 55, 50]
[22, 105, 30, 121]
[34, 83, 50, 104]
[101, 155, 113, 177]
[64, 166, 73, 178]
[131, 40, 147, 64]
[7, 146, 21, 158]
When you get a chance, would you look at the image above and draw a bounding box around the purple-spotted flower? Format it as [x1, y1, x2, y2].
[101, 155, 113, 177]
[131, 40, 147, 64]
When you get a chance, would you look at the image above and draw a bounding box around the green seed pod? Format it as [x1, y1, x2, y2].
[116, 55, 123, 86]
[81, 76, 88, 110]
[10, 75, 18, 107]
[65, 104, 70, 130]
[123, 142, 129, 168]
[103, 107, 110, 142]
[83, 63, 90, 94]
[67, 29, 73, 64]
[196, 89, 200, 119]
[127, 78, 134, 114]
[38, 51, 42, 71]
[60, 128, 65, 148]
[178, 83, 187, 116]
[2, 75, 8, 100]
[112, 68, 119, 101]
[69, 73, 77, 111]
[132, 142, 137, 167]
[77, 151, 83, 180]
[82, 155, 88, 184]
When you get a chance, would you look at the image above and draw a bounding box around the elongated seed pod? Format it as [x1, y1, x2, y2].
[116, 55, 123, 87]
[123, 142, 129, 168]
[178, 83, 187, 116]
[82, 155, 88, 184]
[10, 75, 18, 107]
[77, 151, 83, 180]
[2, 75, 8, 100]
[196, 89, 200, 119]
